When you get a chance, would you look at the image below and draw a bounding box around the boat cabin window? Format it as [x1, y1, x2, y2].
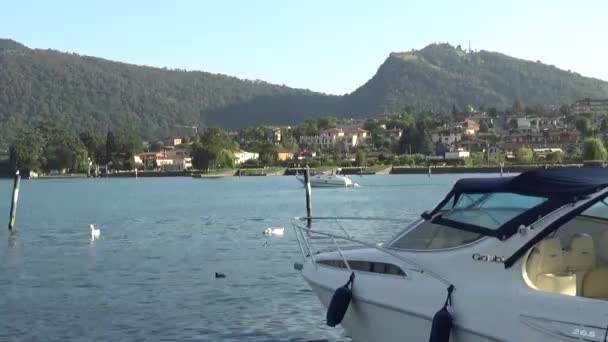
[524, 200, 608, 299]
[317, 259, 405, 276]
[389, 220, 484, 250]
[439, 192, 547, 230]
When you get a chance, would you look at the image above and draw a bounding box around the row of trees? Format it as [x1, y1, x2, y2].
[190, 127, 238, 170]
[9, 121, 141, 173]
[496, 137, 606, 165]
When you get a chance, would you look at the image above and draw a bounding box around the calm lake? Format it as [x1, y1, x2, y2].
[0, 174, 494, 341]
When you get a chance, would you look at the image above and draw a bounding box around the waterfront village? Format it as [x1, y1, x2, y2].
[3, 98, 608, 178]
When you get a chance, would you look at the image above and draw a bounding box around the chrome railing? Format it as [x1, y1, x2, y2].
[291, 216, 452, 286]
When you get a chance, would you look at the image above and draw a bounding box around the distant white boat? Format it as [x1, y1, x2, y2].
[297, 168, 356, 188]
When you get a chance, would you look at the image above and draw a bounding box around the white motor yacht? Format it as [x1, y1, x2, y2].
[292, 168, 608, 341]
[297, 168, 356, 187]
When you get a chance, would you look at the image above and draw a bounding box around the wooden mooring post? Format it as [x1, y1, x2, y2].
[304, 166, 312, 228]
[8, 170, 21, 231]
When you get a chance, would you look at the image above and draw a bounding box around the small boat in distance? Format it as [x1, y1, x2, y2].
[297, 168, 356, 188]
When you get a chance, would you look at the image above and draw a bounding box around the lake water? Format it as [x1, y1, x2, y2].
[0, 174, 493, 341]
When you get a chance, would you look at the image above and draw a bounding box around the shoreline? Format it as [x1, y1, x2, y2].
[0, 164, 585, 179]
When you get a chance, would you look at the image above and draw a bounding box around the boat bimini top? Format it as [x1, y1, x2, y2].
[421, 167, 608, 267]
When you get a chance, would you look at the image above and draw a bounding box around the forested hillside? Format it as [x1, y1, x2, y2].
[346, 43, 608, 114]
[2, 39, 608, 147]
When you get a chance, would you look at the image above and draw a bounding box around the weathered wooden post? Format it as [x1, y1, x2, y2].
[8, 170, 21, 231]
[304, 166, 312, 228]
[428, 165, 432, 178]
[500, 162, 504, 177]
[135, 168, 138, 179]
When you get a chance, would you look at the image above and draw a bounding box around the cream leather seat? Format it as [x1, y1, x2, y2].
[582, 268, 608, 299]
[581, 231, 608, 299]
[597, 231, 608, 263]
[527, 237, 576, 295]
[566, 233, 596, 272]
[528, 237, 564, 279]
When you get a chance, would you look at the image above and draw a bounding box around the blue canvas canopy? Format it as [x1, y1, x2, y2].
[450, 168, 608, 199]
[425, 167, 608, 240]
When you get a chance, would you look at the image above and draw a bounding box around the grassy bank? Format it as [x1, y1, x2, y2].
[391, 164, 583, 174]
[16, 163, 588, 179]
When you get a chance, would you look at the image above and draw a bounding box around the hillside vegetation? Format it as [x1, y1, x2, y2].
[1, 40, 608, 146]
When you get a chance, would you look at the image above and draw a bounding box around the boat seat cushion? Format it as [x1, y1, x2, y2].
[527, 237, 565, 283]
[535, 273, 576, 296]
[598, 231, 608, 263]
[582, 268, 608, 299]
[566, 233, 596, 272]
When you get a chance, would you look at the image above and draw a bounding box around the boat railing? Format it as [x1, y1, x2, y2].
[291, 216, 452, 285]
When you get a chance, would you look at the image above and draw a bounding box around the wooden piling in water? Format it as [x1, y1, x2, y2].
[304, 167, 312, 228]
[8, 170, 21, 231]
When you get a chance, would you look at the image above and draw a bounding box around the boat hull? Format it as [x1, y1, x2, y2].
[305, 274, 496, 342]
[301, 253, 608, 342]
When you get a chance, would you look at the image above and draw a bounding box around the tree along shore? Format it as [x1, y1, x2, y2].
[2, 164, 590, 179]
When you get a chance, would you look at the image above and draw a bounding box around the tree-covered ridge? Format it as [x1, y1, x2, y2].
[2, 39, 608, 147]
[346, 43, 608, 114]
[0, 38, 340, 145]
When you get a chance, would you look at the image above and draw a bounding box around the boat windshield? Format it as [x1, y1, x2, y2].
[580, 199, 608, 220]
[389, 192, 548, 250]
[437, 192, 547, 230]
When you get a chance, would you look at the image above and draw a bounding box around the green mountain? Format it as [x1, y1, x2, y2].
[346, 43, 608, 114]
[0, 38, 340, 145]
[1, 39, 608, 146]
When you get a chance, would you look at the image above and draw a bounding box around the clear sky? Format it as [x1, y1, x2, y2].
[1, 0, 606, 95]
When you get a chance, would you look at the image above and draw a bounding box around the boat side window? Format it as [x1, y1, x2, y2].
[389, 220, 483, 250]
[523, 200, 608, 299]
[317, 259, 405, 276]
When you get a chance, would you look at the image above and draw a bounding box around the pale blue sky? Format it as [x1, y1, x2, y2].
[1, 0, 606, 94]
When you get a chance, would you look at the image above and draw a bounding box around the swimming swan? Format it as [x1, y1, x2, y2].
[90, 224, 101, 240]
[263, 227, 285, 236]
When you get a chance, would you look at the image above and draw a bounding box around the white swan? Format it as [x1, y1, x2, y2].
[263, 227, 285, 236]
[90, 224, 101, 240]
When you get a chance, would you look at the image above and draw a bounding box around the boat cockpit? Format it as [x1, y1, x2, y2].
[385, 168, 608, 300]
[523, 200, 608, 299]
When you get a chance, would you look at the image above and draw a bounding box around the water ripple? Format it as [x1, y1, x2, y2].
[0, 175, 464, 340]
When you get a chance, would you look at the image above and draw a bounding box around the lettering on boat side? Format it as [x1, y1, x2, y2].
[571, 328, 596, 339]
[472, 254, 505, 263]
